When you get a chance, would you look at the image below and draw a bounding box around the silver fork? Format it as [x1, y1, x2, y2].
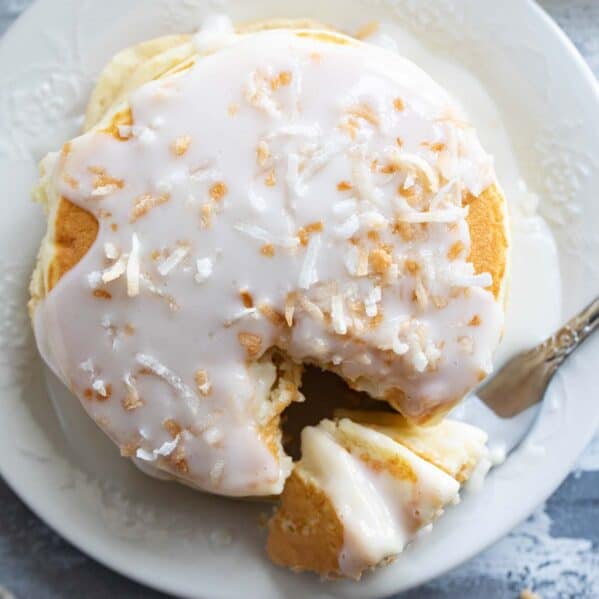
[475, 296, 599, 451]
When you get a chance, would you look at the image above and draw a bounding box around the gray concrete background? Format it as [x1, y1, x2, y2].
[0, 1, 597, 597]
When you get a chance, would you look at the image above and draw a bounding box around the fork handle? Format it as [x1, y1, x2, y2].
[478, 296, 599, 418]
[540, 296, 599, 374]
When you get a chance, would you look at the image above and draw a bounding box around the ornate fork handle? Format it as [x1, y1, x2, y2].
[478, 296, 599, 418]
[539, 296, 599, 374]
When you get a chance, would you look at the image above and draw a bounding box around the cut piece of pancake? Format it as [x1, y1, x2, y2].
[334, 409, 488, 482]
[267, 416, 487, 578]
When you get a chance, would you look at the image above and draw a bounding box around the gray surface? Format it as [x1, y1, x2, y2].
[0, 1, 598, 598]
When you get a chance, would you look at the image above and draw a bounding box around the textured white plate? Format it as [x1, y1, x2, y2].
[1, 1, 598, 598]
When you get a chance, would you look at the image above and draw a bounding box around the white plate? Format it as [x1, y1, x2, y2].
[1, 1, 598, 597]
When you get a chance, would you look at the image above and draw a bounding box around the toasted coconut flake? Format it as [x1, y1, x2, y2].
[172, 135, 192, 156]
[126, 234, 141, 297]
[195, 369, 212, 396]
[238, 332, 262, 358]
[331, 295, 347, 335]
[414, 277, 429, 310]
[265, 169, 277, 187]
[225, 307, 258, 327]
[432, 295, 449, 309]
[88, 166, 124, 196]
[270, 70, 293, 90]
[101, 255, 127, 284]
[244, 70, 280, 118]
[285, 293, 296, 327]
[337, 180, 353, 191]
[469, 315, 481, 326]
[63, 173, 79, 189]
[259, 304, 285, 326]
[387, 150, 439, 192]
[164, 419, 182, 438]
[298, 234, 321, 289]
[393, 97, 405, 111]
[298, 221, 324, 246]
[210, 182, 228, 202]
[240, 289, 254, 308]
[195, 257, 213, 284]
[92, 379, 108, 397]
[131, 193, 170, 222]
[93, 289, 112, 300]
[136, 353, 198, 409]
[369, 247, 392, 274]
[122, 373, 143, 410]
[200, 203, 213, 228]
[447, 240, 465, 260]
[299, 296, 325, 322]
[234, 222, 298, 248]
[256, 140, 271, 166]
[136, 437, 180, 462]
[260, 244, 275, 257]
[347, 103, 380, 126]
[158, 245, 189, 276]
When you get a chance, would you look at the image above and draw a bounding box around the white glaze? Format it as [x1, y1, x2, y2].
[300, 421, 459, 578]
[33, 23, 505, 497]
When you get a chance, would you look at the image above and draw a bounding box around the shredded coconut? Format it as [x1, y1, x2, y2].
[104, 242, 119, 260]
[126, 234, 141, 297]
[135, 353, 198, 411]
[224, 307, 258, 326]
[136, 436, 180, 462]
[331, 295, 348, 335]
[195, 257, 213, 284]
[101, 256, 127, 283]
[365, 286, 382, 318]
[87, 271, 102, 289]
[234, 223, 298, 248]
[158, 245, 189, 276]
[334, 214, 360, 239]
[298, 235, 321, 289]
[92, 379, 108, 397]
[387, 149, 440, 192]
[352, 157, 382, 205]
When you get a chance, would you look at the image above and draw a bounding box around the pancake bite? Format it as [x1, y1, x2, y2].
[30, 18, 509, 576]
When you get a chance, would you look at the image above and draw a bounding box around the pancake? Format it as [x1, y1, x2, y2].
[30, 20, 508, 499]
[267, 416, 487, 578]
